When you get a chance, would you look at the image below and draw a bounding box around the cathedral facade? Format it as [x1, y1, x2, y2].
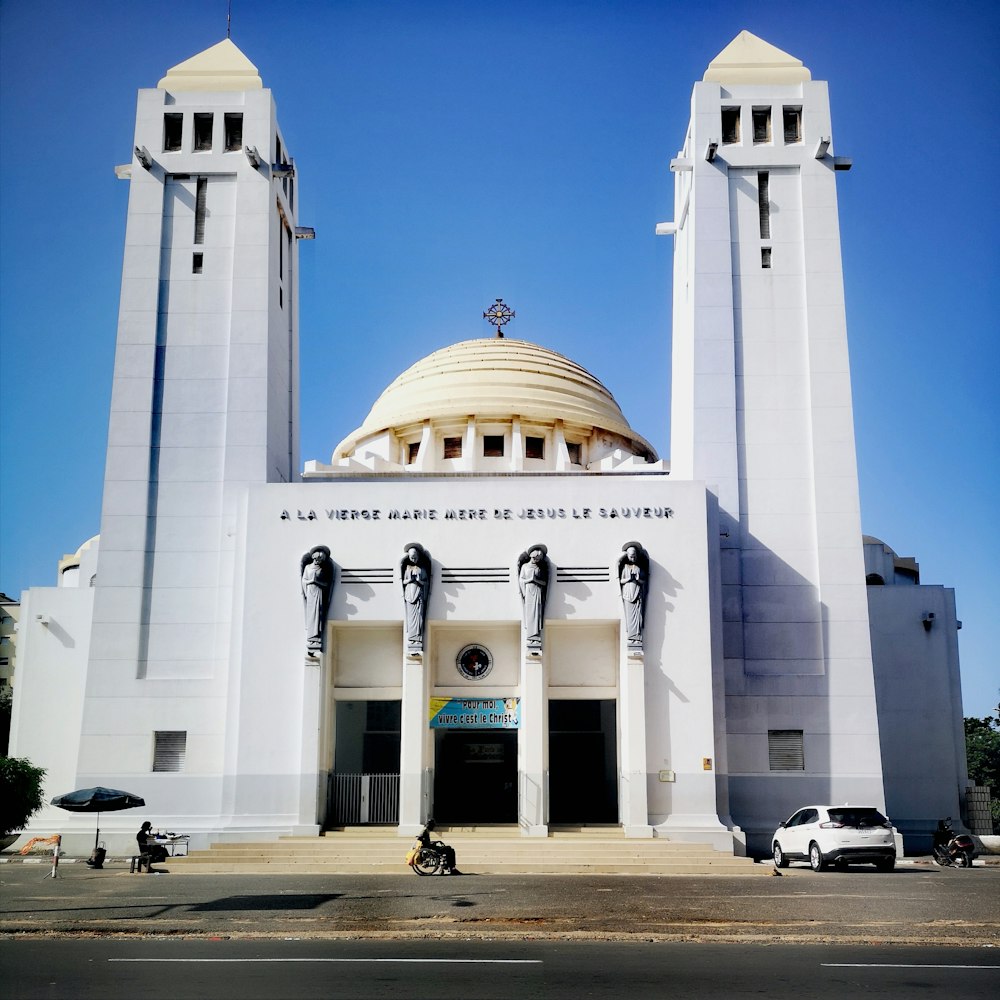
[9, 32, 968, 857]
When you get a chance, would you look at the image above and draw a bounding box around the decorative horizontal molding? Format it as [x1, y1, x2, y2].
[339, 568, 394, 585]
[558, 566, 611, 583]
[440, 567, 511, 584]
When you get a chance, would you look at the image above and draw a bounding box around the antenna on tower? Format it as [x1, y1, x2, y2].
[227, 0, 232, 38]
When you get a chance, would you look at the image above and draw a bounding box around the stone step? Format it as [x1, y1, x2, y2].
[164, 831, 762, 875]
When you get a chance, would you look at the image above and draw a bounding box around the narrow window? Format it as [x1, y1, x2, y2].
[525, 436, 544, 460]
[782, 106, 802, 143]
[279, 219, 284, 277]
[153, 731, 187, 772]
[407, 442, 420, 464]
[768, 730, 804, 771]
[279, 286, 283, 309]
[761, 247, 772, 269]
[194, 177, 207, 244]
[757, 171, 770, 240]
[275, 134, 283, 164]
[192, 252, 203, 274]
[443, 436, 463, 459]
[752, 107, 771, 144]
[566, 442, 582, 465]
[483, 435, 504, 457]
[193, 113, 214, 152]
[163, 113, 183, 152]
[721, 106, 740, 144]
[224, 113, 243, 152]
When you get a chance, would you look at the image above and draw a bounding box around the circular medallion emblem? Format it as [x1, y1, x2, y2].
[456, 644, 493, 680]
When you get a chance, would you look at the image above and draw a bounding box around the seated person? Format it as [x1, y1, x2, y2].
[136, 821, 169, 868]
[417, 819, 460, 875]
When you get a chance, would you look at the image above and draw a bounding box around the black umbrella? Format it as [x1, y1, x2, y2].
[50, 786, 146, 850]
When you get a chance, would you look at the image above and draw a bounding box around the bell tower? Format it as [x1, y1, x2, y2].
[664, 32, 885, 838]
[79, 39, 303, 791]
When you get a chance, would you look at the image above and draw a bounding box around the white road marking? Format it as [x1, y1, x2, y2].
[822, 964, 1000, 970]
[110, 958, 542, 964]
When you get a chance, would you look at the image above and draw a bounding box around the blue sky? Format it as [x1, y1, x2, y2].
[1, 0, 997, 716]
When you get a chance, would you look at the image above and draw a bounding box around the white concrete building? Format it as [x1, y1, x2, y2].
[9, 32, 968, 857]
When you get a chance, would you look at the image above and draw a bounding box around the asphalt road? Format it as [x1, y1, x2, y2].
[2, 939, 999, 1000]
[1, 864, 998, 945]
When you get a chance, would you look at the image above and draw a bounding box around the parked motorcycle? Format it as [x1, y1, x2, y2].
[932, 817, 976, 867]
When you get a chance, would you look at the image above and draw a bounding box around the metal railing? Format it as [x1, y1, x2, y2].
[331, 772, 400, 825]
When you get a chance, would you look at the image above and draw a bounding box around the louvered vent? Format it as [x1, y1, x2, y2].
[758, 171, 770, 239]
[440, 567, 510, 584]
[340, 568, 393, 585]
[194, 177, 207, 244]
[768, 730, 805, 771]
[153, 731, 187, 773]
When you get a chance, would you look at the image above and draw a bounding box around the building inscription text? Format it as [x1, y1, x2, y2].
[281, 505, 674, 523]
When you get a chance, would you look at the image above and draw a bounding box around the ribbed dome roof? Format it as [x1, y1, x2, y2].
[334, 337, 655, 460]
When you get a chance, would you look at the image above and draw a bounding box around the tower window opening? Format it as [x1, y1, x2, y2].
[163, 113, 183, 152]
[721, 106, 740, 144]
[194, 177, 208, 244]
[443, 436, 463, 459]
[752, 107, 772, 144]
[483, 435, 504, 457]
[224, 113, 243, 152]
[192, 252, 203, 274]
[407, 442, 420, 464]
[279, 286, 284, 309]
[275, 134, 283, 164]
[525, 436, 545, 460]
[757, 171, 770, 240]
[566, 442, 582, 465]
[783, 106, 802, 143]
[193, 113, 214, 152]
[761, 247, 772, 269]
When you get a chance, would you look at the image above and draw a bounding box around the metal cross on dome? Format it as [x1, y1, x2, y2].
[483, 299, 515, 337]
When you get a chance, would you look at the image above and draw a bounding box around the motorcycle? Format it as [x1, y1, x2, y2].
[932, 817, 976, 868]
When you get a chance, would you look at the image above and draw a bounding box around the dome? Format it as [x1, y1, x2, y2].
[333, 337, 656, 461]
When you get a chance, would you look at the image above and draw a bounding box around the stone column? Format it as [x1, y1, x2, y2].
[398, 639, 427, 835]
[293, 654, 323, 835]
[619, 637, 653, 838]
[518, 647, 547, 836]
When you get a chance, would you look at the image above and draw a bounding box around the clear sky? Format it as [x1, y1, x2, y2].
[1, 0, 997, 716]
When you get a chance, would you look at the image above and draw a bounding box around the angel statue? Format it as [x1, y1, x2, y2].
[301, 545, 334, 655]
[517, 544, 550, 654]
[400, 542, 432, 654]
[618, 541, 650, 651]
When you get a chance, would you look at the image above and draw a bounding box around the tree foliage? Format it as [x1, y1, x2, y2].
[965, 716, 1000, 790]
[0, 756, 46, 837]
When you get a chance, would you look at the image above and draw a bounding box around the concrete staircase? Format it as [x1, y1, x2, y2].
[167, 826, 763, 876]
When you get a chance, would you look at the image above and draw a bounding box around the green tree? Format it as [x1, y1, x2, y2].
[965, 715, 1000, 830]
[0, 756, 46, 837]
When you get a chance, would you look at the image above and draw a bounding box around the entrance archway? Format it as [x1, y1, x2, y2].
[548, 699, 618, 824]
[433, 730, 518, 823]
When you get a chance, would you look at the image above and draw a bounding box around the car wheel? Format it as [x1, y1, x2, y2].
[875, 857, 895, 872]
[809, 842, 825, 872]
[772, 842, 788, 868]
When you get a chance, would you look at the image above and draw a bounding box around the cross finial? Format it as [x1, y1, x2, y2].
[483, 299, 515, 338]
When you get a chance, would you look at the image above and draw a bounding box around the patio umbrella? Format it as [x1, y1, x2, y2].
[50, 787, 146, 850]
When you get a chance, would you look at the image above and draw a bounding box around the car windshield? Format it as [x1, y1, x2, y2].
[828, 808, 889, 828]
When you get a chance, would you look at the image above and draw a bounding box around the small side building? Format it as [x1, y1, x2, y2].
[866, 537, 968, 852]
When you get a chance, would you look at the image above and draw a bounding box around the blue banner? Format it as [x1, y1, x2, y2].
[428, 697, 520, 729]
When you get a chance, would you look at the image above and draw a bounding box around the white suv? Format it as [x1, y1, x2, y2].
[771, 805, 896, 872]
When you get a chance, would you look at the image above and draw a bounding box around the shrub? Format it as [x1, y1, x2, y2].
[0, 756, 46, 837]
